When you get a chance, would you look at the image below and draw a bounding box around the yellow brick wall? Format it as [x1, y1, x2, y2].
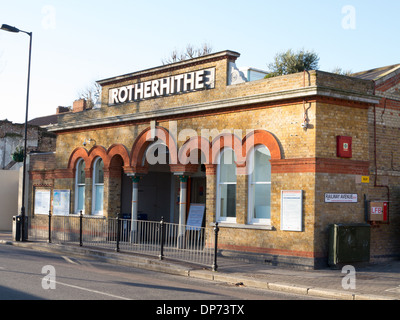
[315, 103, 369, 160]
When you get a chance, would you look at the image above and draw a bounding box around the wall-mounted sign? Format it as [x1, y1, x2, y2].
[53, 190, 70, 216]
[325, 193, 358, 203]
[281, 190, 303, 232]
[34, 189, 51, 215]
[370, 201, 388, 222]
[361, 176, 370, 183]
[108, 67, 215, 105]
[186, 203, 205, 231]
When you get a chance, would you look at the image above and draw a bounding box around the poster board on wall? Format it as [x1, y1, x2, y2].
[53, 190, 70, 216]
[281, 190, 303, 232]
[34, 189, 51, 215]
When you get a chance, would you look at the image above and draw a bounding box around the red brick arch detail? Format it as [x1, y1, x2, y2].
[242, 130, 282, 160]
[87, 145, 109, 169]
[210, 133, 243, 165]
[179, 136, 212, 164]
[130, 126, 178, 168]
[68, 144, 132, 176]
[68, 147, 90, 170]
[107, 144, 130, 167]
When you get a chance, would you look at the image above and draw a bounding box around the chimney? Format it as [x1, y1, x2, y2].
[73, 99, 87, 113]
[56, 106, 70, 114]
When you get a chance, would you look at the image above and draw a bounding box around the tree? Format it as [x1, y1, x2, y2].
[162, 43, 213, 65]
[265, 48, 320, 78]
[77, 82, 101, 109]
[331, 67, 353, 76]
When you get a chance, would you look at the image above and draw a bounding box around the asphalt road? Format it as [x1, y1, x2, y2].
[0, 244, 324, 302]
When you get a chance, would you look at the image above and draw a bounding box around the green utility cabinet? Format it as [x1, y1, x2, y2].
[328, 223, 371, 267]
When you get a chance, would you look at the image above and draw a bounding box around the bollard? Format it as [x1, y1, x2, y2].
[212, 222, 219, 272]
[159, 217, 164, 260]
[79, 210, 83, 247]
[48, 209, 52, 243]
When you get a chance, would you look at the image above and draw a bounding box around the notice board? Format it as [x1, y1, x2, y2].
[186, 204, 205, 230]
[34, 189, 51, 215]
[53, 190, 70, 216]
[281, 190, 303, 232]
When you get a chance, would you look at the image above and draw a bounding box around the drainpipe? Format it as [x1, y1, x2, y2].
[372, 81, 390, 223]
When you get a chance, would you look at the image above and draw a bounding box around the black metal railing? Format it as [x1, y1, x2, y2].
[27, 213, 219, 270]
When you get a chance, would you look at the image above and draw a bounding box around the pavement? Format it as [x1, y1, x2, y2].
[1, 231, 399, 300]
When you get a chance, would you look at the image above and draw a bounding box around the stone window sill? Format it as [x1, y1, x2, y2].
[211, 222, 274, 230]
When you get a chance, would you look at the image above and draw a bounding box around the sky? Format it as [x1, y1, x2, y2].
[0, 0, 399, 123]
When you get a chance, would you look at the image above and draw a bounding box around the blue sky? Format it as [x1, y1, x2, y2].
[1, 0, 399, 123]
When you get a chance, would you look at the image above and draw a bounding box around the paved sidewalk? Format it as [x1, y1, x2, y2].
[0, 231, 399, 300]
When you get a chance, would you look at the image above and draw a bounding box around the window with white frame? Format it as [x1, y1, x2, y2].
[216, 148, 236, 222]
[75, 158, 86, 214]
[92, 157, 104, 215]
[248, 145, 271, 224]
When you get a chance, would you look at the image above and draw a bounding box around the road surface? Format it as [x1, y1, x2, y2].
[0, 244, 324, 303]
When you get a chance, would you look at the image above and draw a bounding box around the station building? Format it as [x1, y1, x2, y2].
[29, 50, 400, 268]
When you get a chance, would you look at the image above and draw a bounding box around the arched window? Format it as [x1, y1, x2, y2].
[216, 148, 236, 223]
[75, 158, 86, 214]
[248, 145, 271, 224]
[92, 157, 104, 215]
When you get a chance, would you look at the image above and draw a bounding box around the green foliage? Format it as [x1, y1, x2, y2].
[331, 67, 353, 76]
[11, 146, 24, 162]
[265, 48, 320, 78]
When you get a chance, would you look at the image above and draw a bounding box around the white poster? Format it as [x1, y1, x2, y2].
[34, 189, 51, 215]
[281, 190, 303, 232]
[53, 190, 70, 216]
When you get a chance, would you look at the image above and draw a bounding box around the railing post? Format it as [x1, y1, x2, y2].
[116, 213, 120, 252]
[212, 222, 219, 272]
[79, 210, 83, 247]
[48, 209, 52, 243]
[159, 216, 164, 260]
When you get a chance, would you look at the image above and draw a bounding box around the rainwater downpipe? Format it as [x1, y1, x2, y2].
[372, 81, 390, 223]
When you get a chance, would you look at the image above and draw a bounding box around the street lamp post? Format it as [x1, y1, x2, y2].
[1, 24, 32, 242]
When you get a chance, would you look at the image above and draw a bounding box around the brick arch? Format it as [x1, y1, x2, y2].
[68, 147, 90, 170]
[179, 136, 211, 165]
[242, 129, 282, 160]
[107, 144, 130, 167]
[130, 126, 178, 169]
[210, 133, 243, 165]
[87, 145, 109, 169]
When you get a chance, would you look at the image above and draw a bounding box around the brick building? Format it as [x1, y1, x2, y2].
[28, 51, 400, 268]
[0, 118, 56, 170]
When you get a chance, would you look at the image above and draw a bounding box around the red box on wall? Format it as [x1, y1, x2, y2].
[337, 136, 352, 158]
[370, 201, 389, 222]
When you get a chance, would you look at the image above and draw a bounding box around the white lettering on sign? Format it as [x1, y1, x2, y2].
[108, 68, 215, 105]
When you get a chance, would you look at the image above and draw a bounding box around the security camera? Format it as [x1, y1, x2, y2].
[83, 139, 87, 146]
